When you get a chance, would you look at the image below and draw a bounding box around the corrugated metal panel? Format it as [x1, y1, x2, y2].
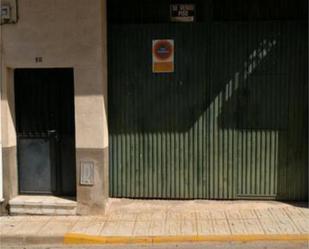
[108, 22, 308, 200]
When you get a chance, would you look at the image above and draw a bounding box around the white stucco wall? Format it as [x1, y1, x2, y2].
[0, 0, 109, 214]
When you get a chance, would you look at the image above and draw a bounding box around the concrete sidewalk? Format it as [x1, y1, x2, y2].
[1, 199, 308, 245]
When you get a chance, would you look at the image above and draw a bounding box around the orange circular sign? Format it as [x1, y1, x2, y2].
[153, 40, 173, 60]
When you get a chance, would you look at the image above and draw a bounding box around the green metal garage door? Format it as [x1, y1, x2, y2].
[108, 22, 308, 200]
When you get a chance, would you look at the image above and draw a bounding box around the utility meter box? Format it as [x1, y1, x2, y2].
[1, 5, 11, 20]
[80, 161, 95, 186]
[0, 0, 17, 24]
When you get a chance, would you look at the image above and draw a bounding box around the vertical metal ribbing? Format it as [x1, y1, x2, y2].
[108, 22, 308, 201]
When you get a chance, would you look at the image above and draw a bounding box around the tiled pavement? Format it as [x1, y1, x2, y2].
[0, 199, 308, 244]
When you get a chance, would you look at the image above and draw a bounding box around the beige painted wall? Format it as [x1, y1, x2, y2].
[0, 0, 108, 214]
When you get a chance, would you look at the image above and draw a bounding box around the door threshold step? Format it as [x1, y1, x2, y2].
[9, 195, 77, 215]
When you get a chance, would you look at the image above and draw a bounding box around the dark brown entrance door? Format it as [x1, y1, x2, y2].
[15, 68, 76, 196]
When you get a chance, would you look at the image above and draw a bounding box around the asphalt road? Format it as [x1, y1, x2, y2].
[2, 241, 309, 249]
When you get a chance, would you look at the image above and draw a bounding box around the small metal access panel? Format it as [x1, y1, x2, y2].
[80, 161, 94, 186]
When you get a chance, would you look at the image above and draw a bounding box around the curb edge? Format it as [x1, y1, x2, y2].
[64, 233, 309, 244]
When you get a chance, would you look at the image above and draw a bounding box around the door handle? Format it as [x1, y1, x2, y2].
[47, 130, 56, 135]
[47, 130, 59, 141]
